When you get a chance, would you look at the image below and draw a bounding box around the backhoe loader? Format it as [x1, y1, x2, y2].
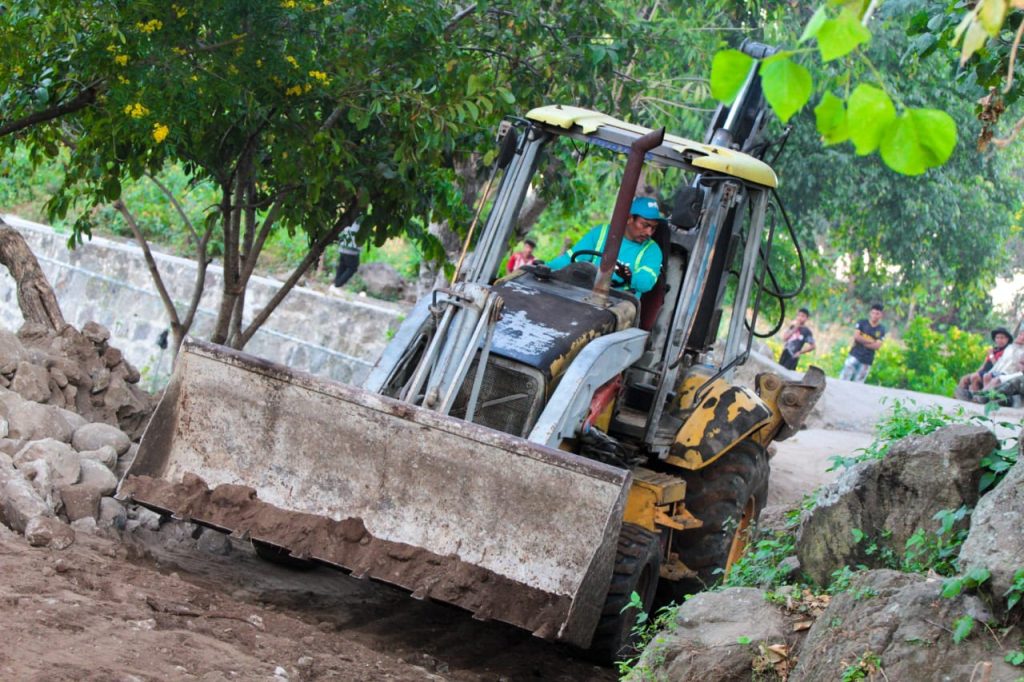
[119, 40, 824, 662]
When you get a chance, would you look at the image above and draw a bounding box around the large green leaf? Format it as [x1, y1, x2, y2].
[710, 49, 754, 104]
[760, 57, 812, 123]
[847, 83, 896, 155]
[799, 6, 828, 44]
[814, 91, 849, 144]
[879, 108, 957, 176]
[816, 8, 871, 62]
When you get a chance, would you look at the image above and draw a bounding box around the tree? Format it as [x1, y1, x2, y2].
[0, 1, 639, 353]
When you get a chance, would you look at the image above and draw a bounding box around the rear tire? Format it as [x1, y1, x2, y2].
[662, 440, 769, 601]
[588, 523, 661, 665]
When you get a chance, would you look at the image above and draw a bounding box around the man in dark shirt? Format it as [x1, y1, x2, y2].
[839, 303, 887, 382]
[778, 307, 816, 370]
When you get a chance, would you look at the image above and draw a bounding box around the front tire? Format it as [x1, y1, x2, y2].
[665, 440, 769, 599]
[588, 523, 661, 664]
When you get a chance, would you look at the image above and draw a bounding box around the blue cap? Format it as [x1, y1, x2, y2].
[630, 197, 664, 221]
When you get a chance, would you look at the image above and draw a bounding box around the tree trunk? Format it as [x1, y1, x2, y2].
[0, 218, 67, 332]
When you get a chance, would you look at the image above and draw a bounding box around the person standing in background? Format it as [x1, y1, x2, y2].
[839, 302, 887, 382]
[778, 307, 816, 370]
[506, 236, 537, 273]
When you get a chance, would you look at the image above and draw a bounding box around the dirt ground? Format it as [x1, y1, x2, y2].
[0, 427, 874, 682]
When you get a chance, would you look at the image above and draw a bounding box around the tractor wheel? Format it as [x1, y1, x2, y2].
[252, 540, 316, 570]
[664, 439, 769, 600]
[588, 523, 661, 665]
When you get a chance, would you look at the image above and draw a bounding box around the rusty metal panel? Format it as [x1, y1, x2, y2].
[121, 339, 629, 648]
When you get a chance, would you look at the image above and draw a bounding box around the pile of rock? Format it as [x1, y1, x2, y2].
[0, 383, 153, 548]
[632, 424, 1024, 680]
[0, 321, 153, 439]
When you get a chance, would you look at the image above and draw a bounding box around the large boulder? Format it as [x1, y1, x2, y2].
[2, 474, 52, 533]
[72, 422, 131, 455]
[13, 439, 80, 488]
[357, 262, 406, 300]
[632, 588, 790, 681]
[7, 401, 74, 443]
[958, 454, 1024, 605]
[797, 424, 996, 586]
[790, 570, 1020, 681]
[24, 515, 74, 549]
[10, 360, 51, 403]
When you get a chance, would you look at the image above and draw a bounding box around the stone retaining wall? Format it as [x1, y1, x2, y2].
[0, 215, 403, 389]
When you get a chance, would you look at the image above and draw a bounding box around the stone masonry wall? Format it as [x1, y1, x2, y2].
[0, 215, 403, 390]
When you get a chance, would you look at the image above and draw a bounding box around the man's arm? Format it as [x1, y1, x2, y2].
[548, 228, 597, 270]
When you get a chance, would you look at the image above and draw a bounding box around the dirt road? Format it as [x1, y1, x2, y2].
[0, 519, 613, 681]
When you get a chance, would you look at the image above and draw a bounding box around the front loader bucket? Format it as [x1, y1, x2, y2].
[119, 339, 629, 648]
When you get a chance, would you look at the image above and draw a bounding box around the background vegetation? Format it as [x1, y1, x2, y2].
[1, 0, 1023, 393]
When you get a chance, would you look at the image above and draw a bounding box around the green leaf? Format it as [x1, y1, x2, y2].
[847, 84, 896, 155]
[467, 73, 484, 96]
[800, 6, 828, 44]
[879, 108, 957, 176]
[710, 49, 754, 104]
[814, 91, 849, 144]
[851, 527, 866, 543]
[816, 8, 872, 62]
[737, 635, 751, 644]
[952, 615, 974, 644]
[978, 0, 1007, 36]
[760, 57, 812, 123]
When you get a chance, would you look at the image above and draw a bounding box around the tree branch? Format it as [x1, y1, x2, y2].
[112, 199, 182, 331]
[0, 83, 101, 137]
[445, 4, 477, 35]
[237, 207, 354, 347]
[145, 173, 200, 244]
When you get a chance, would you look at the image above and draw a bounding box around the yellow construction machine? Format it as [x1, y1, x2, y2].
[119, 40, 823, 662]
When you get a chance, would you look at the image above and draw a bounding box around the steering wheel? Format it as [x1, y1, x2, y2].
[570, 249, 604, 263]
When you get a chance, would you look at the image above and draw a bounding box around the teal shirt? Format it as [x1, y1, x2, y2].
[548, 224, 663, 294]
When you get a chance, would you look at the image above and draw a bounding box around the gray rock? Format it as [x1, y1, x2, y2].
[79, 445, 118, 471]
[59, 483, 103, 521]
[13, 439, 80, 487]
[0, 438, 23, 456]
[82, 321, 110, 345]
[58, 408, 88, 433]
[135, 506, 163, 531]
[116, 443, 139, 480]
[796, 424, 996, 586]
[196, 528, 232, 555]
[3, 475, 53, 533]
[72, 422, 131, 455]
[98, 496, 127, 529]
[790, 569, 1020, 682]
[0, 329, 26, 374]
[633, 588, 788, 681]
[77, 458, 118, 496]
[357, 262, 406, 300]
[10, 361, 51, 403]
[24, 515, 75, 549]
[70, 516, 98, 534]
[17, 458, 58, 513]
[959, 454, 1024, 605]
[7, 401, 74, 443]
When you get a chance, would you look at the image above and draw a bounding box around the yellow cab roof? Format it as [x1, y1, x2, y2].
[525, 104, 777, 189]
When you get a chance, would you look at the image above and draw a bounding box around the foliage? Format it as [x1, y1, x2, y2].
[615, 593, 679, 678]
[840, 650, 883, 681]
[864, 317, 989, 396]
[723, 530, 799, 589]
[903, 507, 972, 576]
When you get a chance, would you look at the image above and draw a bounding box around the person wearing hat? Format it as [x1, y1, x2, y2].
[547, 196, 665, 295]
[982, 326, 1024, 393]
[506, 236, 538, 273]
[955, 326, 1013, 400]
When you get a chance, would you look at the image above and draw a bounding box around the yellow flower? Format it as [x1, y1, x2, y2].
[285, 85, 303, 96]
[13, 66, 23, 77]
[114, 54, 129, 66]
[228, 64, 239, 75]
[171, 4, 187, 18]
[280, 0, 297, 7]
[117, 75, 129, 84]
[171, 47, 187, 56]
[303, 83, 312, 93]
[152, 123, 169, 143]
[256, 59, 263, 68]
[123, 102, 150, 118]
[136, 19, 163, 34]
[308, 70, 330, 84]
[285, 55, 299, 69]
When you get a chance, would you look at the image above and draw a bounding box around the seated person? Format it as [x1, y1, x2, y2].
[955, 327, 1011, 400]
[548, 196, 665, 296]
[983, 351, 1024, 402]
[983, 326, 1024, 390]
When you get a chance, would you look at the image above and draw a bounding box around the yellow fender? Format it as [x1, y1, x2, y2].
[665, 377, 772, 471]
